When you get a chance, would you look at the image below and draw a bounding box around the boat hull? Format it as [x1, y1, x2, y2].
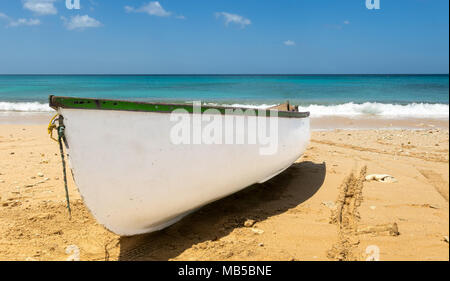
[59, 108, 309, 236]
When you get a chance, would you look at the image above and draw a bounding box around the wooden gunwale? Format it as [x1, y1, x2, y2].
[49, 95, 310, 118]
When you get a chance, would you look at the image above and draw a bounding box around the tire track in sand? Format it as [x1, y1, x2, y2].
[327, 166, 367, 261]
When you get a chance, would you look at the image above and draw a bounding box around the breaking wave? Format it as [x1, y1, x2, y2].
[0, 102, 53, 112]
[296, 102, 449, 119]
[211, 102, 449, 119]
[0, 101, 448, 119]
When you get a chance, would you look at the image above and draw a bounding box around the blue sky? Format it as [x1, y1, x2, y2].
[0, 0, 448, 74]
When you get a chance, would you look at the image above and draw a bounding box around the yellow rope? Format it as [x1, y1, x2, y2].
[48, 114, 59, 142]
[48, 113, 72, 218]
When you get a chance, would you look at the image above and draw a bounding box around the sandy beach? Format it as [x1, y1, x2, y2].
[0, 122, 448, 261]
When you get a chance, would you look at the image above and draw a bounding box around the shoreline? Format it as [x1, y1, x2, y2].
[0, 112, 448, 130]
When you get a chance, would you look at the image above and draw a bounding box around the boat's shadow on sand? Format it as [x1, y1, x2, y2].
[118, 161, 326, 260]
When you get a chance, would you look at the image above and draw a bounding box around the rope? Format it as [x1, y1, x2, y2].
[48, 114, 72, 218]
[57, 121, 72, 219]
[47, 114, 59, 142]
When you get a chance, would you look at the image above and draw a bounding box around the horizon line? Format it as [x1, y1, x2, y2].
[0, 73, 449, 76]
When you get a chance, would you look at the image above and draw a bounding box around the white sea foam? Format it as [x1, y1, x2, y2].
[0, 102, 53, 112]
[214, 102, 449, 119]
[296, 102, 449, 119]
[0, 101, 448, 120]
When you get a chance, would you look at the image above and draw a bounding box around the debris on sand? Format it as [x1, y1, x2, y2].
[321, 201, 337, 210]
[251, 228, 264, 235]
[443, 236, 449, 243]
[244, 219, 256, 227]
[425, 204, 440, 209]
[357, 223, 400, 236]
[365, 174, 397, 183]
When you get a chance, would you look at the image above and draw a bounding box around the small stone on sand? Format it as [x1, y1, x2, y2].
[251, 228, 264, 235]
[37, 172, 44, 178]
[244, 219, 256, 227]
[321, 201, 337, 210]
[365, 174, 397, 183]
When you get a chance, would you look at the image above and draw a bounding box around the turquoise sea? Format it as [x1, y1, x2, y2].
[0, 75, 448, 119]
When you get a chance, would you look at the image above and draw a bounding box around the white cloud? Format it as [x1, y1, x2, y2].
[344, 20, 350, 25]
[62, 15, 102, 30]
[125, 1, 171, 17]
[23, 0, 57, 16]
[0, 12, 40, 27]
[215, 12, 251, 28]
[9, 18, 41, 27]
[0, 12, 10, 20]
[175, 15, 186, 20]
[283, 40, 295, 46]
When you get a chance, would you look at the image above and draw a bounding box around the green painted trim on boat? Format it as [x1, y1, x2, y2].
[49, 96, 310, 118]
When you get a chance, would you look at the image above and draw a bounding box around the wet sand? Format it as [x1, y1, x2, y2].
[0, 122, 448, 261]
[1, 112, 449, 130]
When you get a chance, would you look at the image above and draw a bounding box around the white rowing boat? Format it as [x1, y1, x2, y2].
[49, 96, 310, 236]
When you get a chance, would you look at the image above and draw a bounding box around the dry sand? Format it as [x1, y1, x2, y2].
[0, 124, 448, 261]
